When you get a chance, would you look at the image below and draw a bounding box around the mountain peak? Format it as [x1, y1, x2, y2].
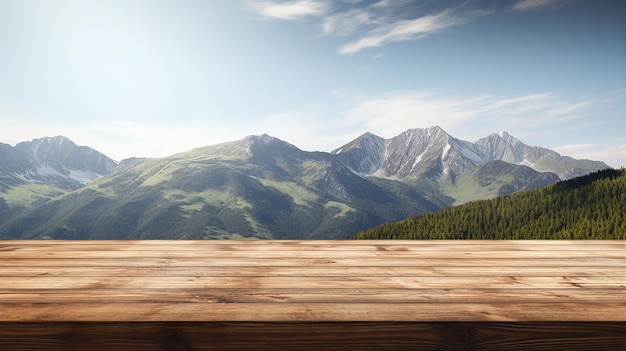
[331, 132, 384, 154]
[428, 125, 447, 134]
[475, 133, 609, 179]
[246, 133, 273, 141]
[4, 136, 117, 187]
[243, 133, 289, 145]
[331, 132, 386, 175]
[16, 135, 75, 151]
[491, 131, 522, 144]
[41, 135, 75, 144]
[335, 126, 608, 182]
[242, 134, 301, 151]
[401, 126, 448, 139]
[237, 134, 309, 167]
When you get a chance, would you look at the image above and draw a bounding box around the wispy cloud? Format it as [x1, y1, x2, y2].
[322, 8, 380, 36]
[248, 0, 489, 54]
[338, 9, 480, 54]
[512, 0, 567, 12]
[342, 90, 597, 140]
[481, 93, 594, 120]
[248, 0, 329, 20]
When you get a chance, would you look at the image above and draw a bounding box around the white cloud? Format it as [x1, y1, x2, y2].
[338, 9, 478, 54]
[482, 93, 554, 111]
[249, 0, 328, 20]
[480, 93, 594, 121]
[322, 0, 416, 37]
[371, 0, 399, 9]
[323, 8, 379, 36]
[249, 1, 489, 54]
[341, 90, 599, 141]
[512, 0, 566, 12]
[542, 100, 594, 119]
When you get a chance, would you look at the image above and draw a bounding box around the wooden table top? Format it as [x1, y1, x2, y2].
[1, 240, 624, 322]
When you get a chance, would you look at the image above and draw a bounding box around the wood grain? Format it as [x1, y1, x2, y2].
[0, 240, 624, 350]
[0, 322, 624, 351]
[1, 265, 624, 276]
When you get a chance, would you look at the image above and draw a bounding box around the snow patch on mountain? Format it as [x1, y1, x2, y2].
[333, 126, 609, 182]
[410, 151, 425, 171]
[36, 165, 66, 178]
[0, 136, 117, 188]
[451, 139, 487, 164]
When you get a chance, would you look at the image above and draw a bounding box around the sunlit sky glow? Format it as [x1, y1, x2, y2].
[0, 0, 624, 167]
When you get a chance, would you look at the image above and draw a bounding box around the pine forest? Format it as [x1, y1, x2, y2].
[355, 168, 625, 240]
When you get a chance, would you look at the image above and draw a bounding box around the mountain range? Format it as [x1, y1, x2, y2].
[0, 126, 609, 239]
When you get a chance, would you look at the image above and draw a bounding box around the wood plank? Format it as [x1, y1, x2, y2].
[1, 302, 624, 322]
[2, 249, 624, 258]
[1, 243, 624, 320]
[2, 257, 624, 267]
[1, 288, 623, 304]
[0, 240, 624, 349]
[1, 265, 623, 277]
[1, 275, 622, 289]
[0, 322, 624, 351]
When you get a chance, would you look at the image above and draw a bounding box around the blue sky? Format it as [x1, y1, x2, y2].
[0, 0, 624, 167]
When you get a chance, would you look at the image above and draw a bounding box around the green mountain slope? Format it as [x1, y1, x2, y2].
[436, 160, 560, 205]
[354, 168, 625, 240]
[0, 136, 445, 239]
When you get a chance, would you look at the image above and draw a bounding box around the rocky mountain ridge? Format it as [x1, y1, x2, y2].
[0, 127, 610, 239]
[0, 136, 116, 187]
[333, 126, 605, 181]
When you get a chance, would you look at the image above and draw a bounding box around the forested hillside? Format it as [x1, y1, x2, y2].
[355, 168, 625, 240]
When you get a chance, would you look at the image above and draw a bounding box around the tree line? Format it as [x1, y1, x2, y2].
[354, 168, 625, 240]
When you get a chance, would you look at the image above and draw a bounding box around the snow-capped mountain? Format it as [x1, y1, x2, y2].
[333, 126, 607, 181]
[382, 127, 488, 179]
[475, 132, 607, 179]
[475, 131, 538, 165]
[0, 136, 117, 188]
[331, 132, 386, 176]
[333, 126, 492, 181]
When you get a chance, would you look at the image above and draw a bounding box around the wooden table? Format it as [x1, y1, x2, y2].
[1, 240, 624, 350]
